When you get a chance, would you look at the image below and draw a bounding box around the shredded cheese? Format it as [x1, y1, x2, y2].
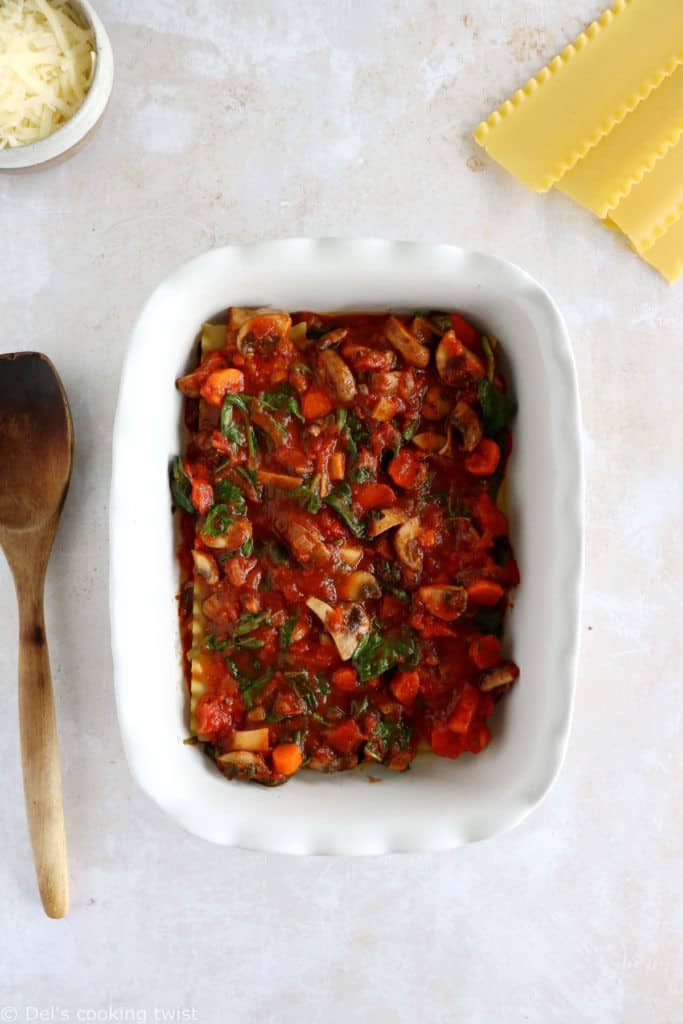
[0, 0, 95, 149]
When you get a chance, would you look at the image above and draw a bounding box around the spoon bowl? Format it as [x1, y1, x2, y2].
[0, 352, 73, 918]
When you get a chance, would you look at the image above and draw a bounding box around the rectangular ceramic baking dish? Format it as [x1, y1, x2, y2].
[110, 238, 583, 853]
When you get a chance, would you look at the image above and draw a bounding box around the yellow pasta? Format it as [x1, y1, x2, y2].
[607, 135, 683, 253]
[558, 66, 683, 218]
[638, 214, 683, 283]
[474, 0, 683, 192]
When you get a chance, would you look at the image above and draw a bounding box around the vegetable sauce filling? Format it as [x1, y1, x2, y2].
[172, 308, 519, 785]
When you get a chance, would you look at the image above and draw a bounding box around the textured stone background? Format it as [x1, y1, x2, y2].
[1, 1, 681, 1021]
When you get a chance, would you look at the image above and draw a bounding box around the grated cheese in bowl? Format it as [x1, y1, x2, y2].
[0, 0, 96, 149]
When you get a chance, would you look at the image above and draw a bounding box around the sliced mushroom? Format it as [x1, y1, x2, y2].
[316, 327, 348, 349]
[318, 349, 357, 402]
[383, 316, 430, 368]
[338, 571, 382, 601]
[256, 469, 304, 490]
[394, 516, 423, 572]
[338, 544, 364, 568]
[479, 663, 518, 695]
[450, 401, 483, 453]
[438, 424, 454, 456]
[201, 518, 252, 551]
[216, 749, 269, 781]
[306, 597, 370, 660]
[369, 371, 401, 395]
[412, 432, 446, 452]
[228, 728, 270, 752]
[418, 585, 468, 621]
[367, 507, 408, 538]
[435, 330, 464, 384]
[236, 312, 292, 355]
[422, 384, 452, 421]
[285, 521, 332, 566]
[192, 549, 219, 585]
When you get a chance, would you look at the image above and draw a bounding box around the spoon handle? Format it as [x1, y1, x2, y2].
[17, 583, 69, 919]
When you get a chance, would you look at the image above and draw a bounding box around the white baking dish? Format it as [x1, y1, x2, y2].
[110, 238, 583, 853]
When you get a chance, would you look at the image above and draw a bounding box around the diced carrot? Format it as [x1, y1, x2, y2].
[272, 743, 303, 776]
[469, 634, 502, 670]
[464, 439, 500, 476]
[325, 718, 364, 754]
[387, 448, 424, 489]
[449, 313, 478, 346]
[390, 670, 420, 705]
[352, 482, 397, 512]
[302, 388, 335, 420]
[447, 682, 480, 734]
[331, 666, 360, 693]
[466, 579, 504, 606]
[191, 479, 213, 515]
[329, 451, 346, 481]
[430, 726, 464, 759]
[200, 368, 245, 407]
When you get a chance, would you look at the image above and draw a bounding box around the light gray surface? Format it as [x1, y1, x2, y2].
[1, 1, 681, 1021]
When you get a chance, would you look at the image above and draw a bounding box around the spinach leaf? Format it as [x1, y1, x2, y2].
[279, 615, 298, 651]
[235, 637, 264, 650]
[350, 466, 374, 484]
[336, 407, 348, 431]
[240, 536, 254, 557]
[169, 456, 195, 514]
[365, 718, 412, 762]
[233, 610, 271, 637]
[476, 378, 517, 436]
[344, 413, 369, 462]
[403, 419, 420, 442]
[481, 336, 495, 382]
[201, 504, 234, 536]
[352, 629, 418, 682]
[226, 659, 274, 708]
[213, 479, 247, 514]
[260, 389, 304, 423]
[324, 483, 365, 538]
[290, 475, 323, 514]
[221, 393, 252, 417]
[204, 634, 230, 651]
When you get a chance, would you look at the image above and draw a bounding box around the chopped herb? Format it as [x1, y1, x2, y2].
[352, 628, 418, 682]
[284, 669, 310, 684]
[246, 424, 257, 460]
[240, 536, 254, 557]
[350, 466, 374, 484]
[344, 413, 369, 462]
[220, 393, 252, 417]
[336, 407, 348, 431]
[262, 541, 290, 565]
[351, 695, 369, 716]
[365, 718, 412, 762]
[233, 465, 262, 497]
[169, 456, 195, 514]
[201, 504, 234, 536]
[476, 378, 517, 436]
[315, 673, 332, 696]
[204, 634, 230, 651]
[403, 419, 420, 442]
[324, 483, 365, 538]
[235, 637, 264, 650]
[213, 479, 247, 514]
[219, 400, 246, 443]
[260, 389, 305, 423]
[290, 475, 323, 514]
[226, 659, 274, 707]
[481, 336, 495, 382]
[279, 615, 298, 651]
[233, 610, 271, 637]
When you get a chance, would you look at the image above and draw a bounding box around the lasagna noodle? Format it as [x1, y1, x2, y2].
[607, 134, 683, 253]
[473, 0, 683, 192]
[638, 213, 683, 283]
[558, 66, 683, 218]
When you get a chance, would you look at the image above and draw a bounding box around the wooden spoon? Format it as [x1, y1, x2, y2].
[0, 352, 73, 918]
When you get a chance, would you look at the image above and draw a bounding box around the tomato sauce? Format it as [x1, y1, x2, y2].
[173, 308, 519, 785]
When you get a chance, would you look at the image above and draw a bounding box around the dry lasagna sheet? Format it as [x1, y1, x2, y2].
[474, 0, 683, 283]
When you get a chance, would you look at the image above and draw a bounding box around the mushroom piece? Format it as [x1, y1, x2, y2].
[367, 507, 408, 538]
[305, 597, 371, 661]
[228, 728, 270, 752]
[417, 585, 468, 621]
[217, 749, 269, 781]
[383, 316, 430, 368]
[412, 431, 446, 452]
[422, 384, 452, 421]
[370, 396, 401, 421]
[316, 327, 349, 350]
[450, 401, 483, 453]
[192, 549, 219, 585]
[338, 544, 364, 568]
[318, 349, 357, 402]
[394, 516, 423, 572]
[479, 663, 518, 695]
[369, 371, 401, 395]
[435, 330, 464, 384]
[256, 469, 304, 490]
[236, 312, 292, 355]
[338, 571, 382, 601]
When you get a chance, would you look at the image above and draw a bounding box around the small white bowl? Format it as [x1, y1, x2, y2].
[0, 0, 114, 172]
[110, 239, 584, 854]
